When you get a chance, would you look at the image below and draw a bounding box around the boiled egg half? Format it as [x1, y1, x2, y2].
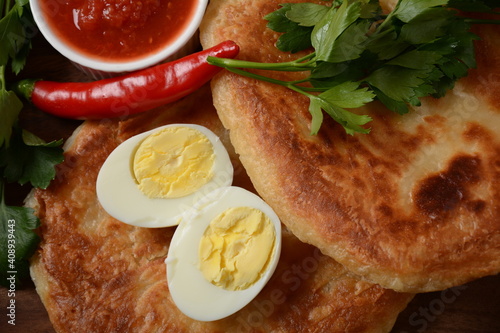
[96, 124, 233, 227]
[166, 186, 282, 321]
[97, 123, 281, 321]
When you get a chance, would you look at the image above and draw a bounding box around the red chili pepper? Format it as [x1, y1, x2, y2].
[14, 41, 239, 119]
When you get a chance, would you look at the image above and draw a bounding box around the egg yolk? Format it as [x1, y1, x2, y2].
[132, 126, 215, 198]
[198, 207, 276, 291]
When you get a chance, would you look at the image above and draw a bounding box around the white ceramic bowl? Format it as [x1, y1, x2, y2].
[31, 0, 208, 79]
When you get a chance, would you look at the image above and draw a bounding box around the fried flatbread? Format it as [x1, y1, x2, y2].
[200, 0, 500, 292]
[27, 85, 412, 332]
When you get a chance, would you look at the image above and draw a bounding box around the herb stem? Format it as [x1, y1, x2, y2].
[294, 52, 317, 63]
[4, 0, 12, 19]
[223, 66, 337, 106]
[224, 66, 295, 88]
[375, 10, 395, 32]
[0, 65, 5, 91]
[207, 53, 316, 72]
[287, 84, 315, 99]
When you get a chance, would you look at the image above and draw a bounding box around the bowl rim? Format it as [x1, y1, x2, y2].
[30, 0, 209, 73]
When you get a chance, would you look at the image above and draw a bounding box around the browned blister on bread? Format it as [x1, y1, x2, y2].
[28, 85, 412, 332]
[200, 0, 500, 292]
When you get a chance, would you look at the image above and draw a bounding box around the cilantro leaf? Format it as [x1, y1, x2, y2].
[325, 20, 371, 63]
[360, 0, 383, 19]
[366, 65, 431, 103]
[371, 87, 410, 115]
[0, 89, 23, 147]
[309, 97, 324, 135]
[386, 49, 442, 70]
[286, 3, 330, 27]
[312, 1, 363, 62]
[392, 0, 449, 23]
[0, 184, 40, 286]
[319, 81, 375, 109]
[265, 4, 313, 53]
[276, 26, 314, 53]
[265, 4, 295, 32]
[0, 0, 59, 289]
[310, 94, 372, 135]
[317, 98, 372, 135]
[1, 0, 33, 147]
[0, 1, 31, 74]
[0, 128, 64, 189]
[307, 81, 374, 134]
[365, 30, 409, 60]
[310, 52, 378, 88]
[419, 17, 478, 96]
[399, 8, 457, 44]
[208, 0, 500, 136]
[10, 35, 32, 74]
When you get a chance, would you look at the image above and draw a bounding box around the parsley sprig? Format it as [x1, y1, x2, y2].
[1, 0, 64, 286]
[208, 0, 500, 135]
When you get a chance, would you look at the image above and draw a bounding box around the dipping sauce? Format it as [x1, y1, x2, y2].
[40, 0, 198, 61]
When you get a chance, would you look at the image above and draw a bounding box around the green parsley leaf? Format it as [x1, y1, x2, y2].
[360, 0, 383, 19]
[208, 0, 500, 136]
[10, 35, 32, 74]
[310, 93, 372, 135]
[0, 0, 59, 288]
[265, 4, 314, 53]
[309, 97, 324, 135]
[1, 0, 34, 147]
[392, 0, 449, 23]
[310, 52, 378, 88]
[265, 4, 294, 32]
[0, 184, 40, 286]
[365, 30, 409, 60]
[0, 1, 31, 74]
[0, 89, 23, 147]
[366, 65, 431, 102]
[319, 81, 375, 109]
[312, 1, 363, 62]
[0, 128, 64, 189]
[399, 8, 456, 44]
[310, 81, 375, 135]
[386, 49, 442, 70]
[371, 87, 410, 115]
[325, 20, 371, 63]
[286, 3, 330, 27]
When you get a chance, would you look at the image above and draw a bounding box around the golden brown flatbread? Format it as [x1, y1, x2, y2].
[200, 0, 500, 292]
[27, 85, 412, 332]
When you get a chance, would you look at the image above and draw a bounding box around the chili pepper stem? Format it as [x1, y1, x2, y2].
[11, 78, 38, 101]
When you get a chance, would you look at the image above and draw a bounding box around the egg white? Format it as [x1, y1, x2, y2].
[166, 186, 282, 321]
[96, 124, 234, 228]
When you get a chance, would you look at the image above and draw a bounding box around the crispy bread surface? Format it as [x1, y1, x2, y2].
[200, 0, 500, 292]
[28, 85, 412, 332]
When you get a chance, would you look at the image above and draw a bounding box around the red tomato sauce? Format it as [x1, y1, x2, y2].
[40, 0, 198, 62]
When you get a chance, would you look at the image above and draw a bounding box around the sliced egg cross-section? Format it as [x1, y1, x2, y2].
[97, 123, 282, 321]
[166, 186, 282, 322]
[96, 124, 233, 228]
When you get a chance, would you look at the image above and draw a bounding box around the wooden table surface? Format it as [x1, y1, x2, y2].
[1, 34, 499, 333]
